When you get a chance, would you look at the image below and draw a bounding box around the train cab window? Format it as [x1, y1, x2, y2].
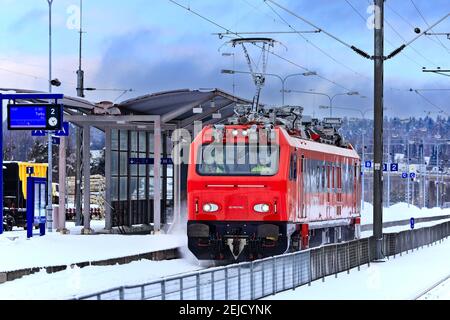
[197, 143, 280, 176]
[289, 153, 297, 181]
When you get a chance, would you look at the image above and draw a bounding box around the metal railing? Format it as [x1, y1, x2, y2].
[75, 221, 450, 300]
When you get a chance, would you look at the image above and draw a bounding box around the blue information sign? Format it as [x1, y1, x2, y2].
[410, 217, 415, 230]
[54, 122, 70, 137]
[31, 130, 46, 137]
[390, 163, 399, 172]
[365, 161, 372, 168]
[401, 172, 408, 179]
[129, 157, 173, 165]
[52, 136, 60, 145]
[410, 172, 416, 179]
[7, 103, 63, 131]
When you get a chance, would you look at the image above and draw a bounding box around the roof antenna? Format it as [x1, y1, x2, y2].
[76, 0, 85, 98]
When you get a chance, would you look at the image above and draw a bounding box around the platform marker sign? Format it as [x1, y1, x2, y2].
[390, 163, 399, 172]
[401, 172, 408, 179]
[410, 217, 415, 230]
[410, 172, 416, 179]
[365, 161, 372, 168]
[31, 130, 46, 137]
[54, 122, 70, 137]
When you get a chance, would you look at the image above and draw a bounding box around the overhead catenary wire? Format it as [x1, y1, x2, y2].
[386, 1, 449, 54]
[410, 0, 450, 54]
[345, 0, 423, 68]
[412, 89, 449, 116]
[364, 0, 440, 66]
[268, 0, 449, 62]
[264, 0, 370, 81]
[167, 0, 353, 91]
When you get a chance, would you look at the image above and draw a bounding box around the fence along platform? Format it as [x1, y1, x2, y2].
[75, 221, 450, 300]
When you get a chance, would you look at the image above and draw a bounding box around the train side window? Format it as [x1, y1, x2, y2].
[289, 153, 297, 181]
[321, 164, 326, 192]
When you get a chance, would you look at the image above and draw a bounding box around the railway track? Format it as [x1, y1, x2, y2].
[414, 274, 450, 300]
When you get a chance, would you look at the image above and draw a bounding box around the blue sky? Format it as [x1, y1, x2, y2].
[0, 0, 449, 119]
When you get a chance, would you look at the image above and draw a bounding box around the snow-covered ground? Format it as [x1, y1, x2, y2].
[0, 259, 202, 300]
[264, 237, 450, 300]
[0, 220, 186, 272]
[361, 202, 450, 225]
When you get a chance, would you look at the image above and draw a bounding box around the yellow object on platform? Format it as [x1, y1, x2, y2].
[17, 162, 48, 200]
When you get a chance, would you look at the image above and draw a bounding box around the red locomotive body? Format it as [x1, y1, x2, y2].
[187, 123, 361, 261]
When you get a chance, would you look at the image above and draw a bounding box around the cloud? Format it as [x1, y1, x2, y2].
[8, 8, 47, 34]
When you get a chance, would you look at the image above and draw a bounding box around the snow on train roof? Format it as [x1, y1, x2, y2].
[280, 128, 360, 159]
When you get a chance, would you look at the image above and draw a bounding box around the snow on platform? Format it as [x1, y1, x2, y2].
[264, 237, 450, 300]
[0, 259, 202, 300]
[0, 220, 186, 272]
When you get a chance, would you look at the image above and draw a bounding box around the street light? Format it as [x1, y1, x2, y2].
[46, 0, 54, 232]
[283, 89, 362, 117]
[220, 69, 317, 105]
[318, 105, 370, 119]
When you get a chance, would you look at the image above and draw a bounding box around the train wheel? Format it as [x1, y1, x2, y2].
[290, 233, 301, 252]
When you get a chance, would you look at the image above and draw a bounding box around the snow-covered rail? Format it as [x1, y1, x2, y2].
[414, 274, 450, 300]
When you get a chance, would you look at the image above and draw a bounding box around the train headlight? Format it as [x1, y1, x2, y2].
[232, 129, 239, 136]
[242, 130, 248, 136]
[254, 203, 270, 213]
[203, 203, 219, 213]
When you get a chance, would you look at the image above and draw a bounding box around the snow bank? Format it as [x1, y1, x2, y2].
[0, 227, 184, 272]
[0, 259, 202, 300]
[361, 202, 450, 225]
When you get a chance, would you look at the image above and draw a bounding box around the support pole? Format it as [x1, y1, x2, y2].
[75, 126, 83, 225]
[436, 144, 440, 208]
[387, 132, 391, 207]
[81, 125, 92, 234]
[58, 136, 68, 233]
[153, 117, 161, 233]
[104, 128, 112, 230]
[407, 138, 410, 207]
[373, 0, 384, 260]
[0, 95, 3, 234]
[361, 131, 365, 210]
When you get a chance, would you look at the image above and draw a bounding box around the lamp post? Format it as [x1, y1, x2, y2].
[221, 69, 317, 105]
[284, 90, 361, 117]
[47, 0, 54, 232]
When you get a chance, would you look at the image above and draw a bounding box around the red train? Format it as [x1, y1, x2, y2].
[187, 109, 361, 261]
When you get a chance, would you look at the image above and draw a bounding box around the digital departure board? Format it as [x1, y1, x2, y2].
[7, 103, 63, 130]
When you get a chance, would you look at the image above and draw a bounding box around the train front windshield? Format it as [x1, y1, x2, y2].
[197, 143, 279, 176]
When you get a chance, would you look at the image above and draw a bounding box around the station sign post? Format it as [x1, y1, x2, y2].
[0, 93, 64, 235]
